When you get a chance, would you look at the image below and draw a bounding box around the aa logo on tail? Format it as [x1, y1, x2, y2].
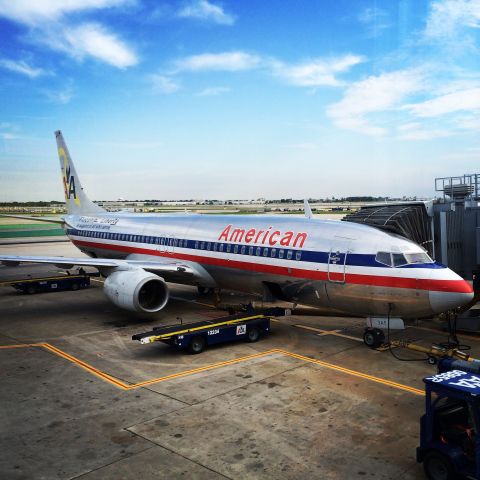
[59, 147, 80, 207]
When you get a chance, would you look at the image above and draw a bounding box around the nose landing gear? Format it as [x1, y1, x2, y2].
[363, 328, 386, 349]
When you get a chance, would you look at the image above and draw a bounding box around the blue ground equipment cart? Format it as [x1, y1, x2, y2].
[418, 358, 480, 479]
[2, 273, 91, 294]
[132, 313, 271, 354]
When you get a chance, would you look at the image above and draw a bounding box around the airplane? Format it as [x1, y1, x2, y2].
[0, 131, 474, 347]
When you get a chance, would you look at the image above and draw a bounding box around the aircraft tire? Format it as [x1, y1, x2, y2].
[27, 285, 37, 295]
[189, 335, 206, 354]
[71, 282, 79, 291]
[423, 451, 455, 480]
[363, 328, 384, 349]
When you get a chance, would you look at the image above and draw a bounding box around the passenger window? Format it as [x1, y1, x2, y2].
[227, 244, 232, 253]
[256, 247, 261, 256]
[201, 242, 205, 249]
[295, 251, 302, 260]
[240, 246, 246, 255]
[279, 249, 284, 259]
[234, 245, 239, 254]
[195, 241, 199, 249]
[207, 242, 211, 250]
[213, 243, 218, 251]
[263, 248, 269, 257]
[271, 248, 276, 257]
[249, 246, 254, 255]
[219, 244, 224, 252]
[287, 250, 293, 260]
[375, 252, 392, 267]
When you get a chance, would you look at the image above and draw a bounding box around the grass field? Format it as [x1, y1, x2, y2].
[0, 217, 65, 238]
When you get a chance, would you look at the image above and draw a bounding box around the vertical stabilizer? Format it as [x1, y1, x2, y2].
[55, 130, 105, 215]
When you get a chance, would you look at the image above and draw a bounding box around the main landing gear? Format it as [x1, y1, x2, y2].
[363, 328, 385, 349]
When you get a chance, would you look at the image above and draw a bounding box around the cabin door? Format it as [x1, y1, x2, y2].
[327, 249, 348, 283]
[327, 237, 354, 284]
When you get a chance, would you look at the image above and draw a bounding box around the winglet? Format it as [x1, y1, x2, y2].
[304, 199, 313, 219]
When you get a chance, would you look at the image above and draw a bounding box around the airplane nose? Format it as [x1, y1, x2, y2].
[429, 283, 474, 314]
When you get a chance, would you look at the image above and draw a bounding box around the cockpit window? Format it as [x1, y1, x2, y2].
[376, 250, 434, 267]
[405, 252, 433, 264]
[392, 253, 408, 267]
[375, 251, 392, 266]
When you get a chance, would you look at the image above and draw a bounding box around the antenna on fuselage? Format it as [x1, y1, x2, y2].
[304, 198, 313, 219]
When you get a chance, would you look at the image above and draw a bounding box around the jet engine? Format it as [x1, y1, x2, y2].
[104, 269, 169, 313]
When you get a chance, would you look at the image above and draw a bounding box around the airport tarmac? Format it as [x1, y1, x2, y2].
[1, 239, 478, 479]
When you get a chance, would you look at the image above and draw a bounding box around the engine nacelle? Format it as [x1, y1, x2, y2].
[104, 269, 169, 313]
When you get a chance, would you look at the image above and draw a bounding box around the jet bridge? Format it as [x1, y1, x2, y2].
[342, 174, 480, 282]
[342, 202, 434, 257]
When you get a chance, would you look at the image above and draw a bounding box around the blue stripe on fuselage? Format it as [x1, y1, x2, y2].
[66, 228, 443, 270]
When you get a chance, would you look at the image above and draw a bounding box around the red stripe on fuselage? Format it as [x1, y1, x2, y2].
[71, 239, 473, 294]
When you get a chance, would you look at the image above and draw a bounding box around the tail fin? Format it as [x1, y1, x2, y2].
[55, 130, 105, 215]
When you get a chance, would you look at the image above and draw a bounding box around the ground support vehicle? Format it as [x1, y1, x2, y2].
[418, 358, 480, 479]
[1, 274, 91, 294]
[132, 313, 271, 354]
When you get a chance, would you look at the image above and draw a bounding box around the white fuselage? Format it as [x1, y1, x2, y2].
[65, 212, 473, 318]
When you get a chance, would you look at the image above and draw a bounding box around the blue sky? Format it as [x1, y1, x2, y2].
[0, 0, 479, 201]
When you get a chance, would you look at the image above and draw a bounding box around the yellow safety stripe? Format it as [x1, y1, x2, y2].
[147, 314, 268, 341]
[0, 275, 87, 286]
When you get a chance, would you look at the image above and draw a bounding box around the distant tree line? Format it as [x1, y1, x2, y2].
[0, 201, 63, 207]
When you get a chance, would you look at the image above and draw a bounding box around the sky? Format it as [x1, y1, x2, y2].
[0, 0, 479, 201]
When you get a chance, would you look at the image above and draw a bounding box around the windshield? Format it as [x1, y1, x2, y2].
[376, 251, 434, 267]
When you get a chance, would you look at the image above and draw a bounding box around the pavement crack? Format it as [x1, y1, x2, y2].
[67, 445, 156, 480]
[127, 430, 233, 480]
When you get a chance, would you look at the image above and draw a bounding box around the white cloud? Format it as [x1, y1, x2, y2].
[174, 51, 260, 72]
[0, 0, 130, 25]
[42, 23, 138, 68]
[149, 74, 180, 94]
[197, 86, 230, 96]
[178, 0, 234, 25]
[403, 87, 480, 117]
[327, 69, 425, 136]
[424, 0, 480, 39]
[358, 7, 391, 37]
[1, 132, 20, 140]
[272, 54, 365, 87]
[44, 83, 75, 104]
[0, 59, 46, 78]
[0, 0, 138, 69]
[397, 122, 452, 140]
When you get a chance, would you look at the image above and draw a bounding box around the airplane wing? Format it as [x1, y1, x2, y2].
[0, 255, 200, 283]
[0, 214, 65, 225]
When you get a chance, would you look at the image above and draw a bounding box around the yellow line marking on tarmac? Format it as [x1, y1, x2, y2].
[294, 324, 363, 342]
[131, 349, 279, 388]
[89, 278, 104, 284]
[0, 343, 44, 349]
[275, 349, 424, 396]
[0, 343, 424, 396]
